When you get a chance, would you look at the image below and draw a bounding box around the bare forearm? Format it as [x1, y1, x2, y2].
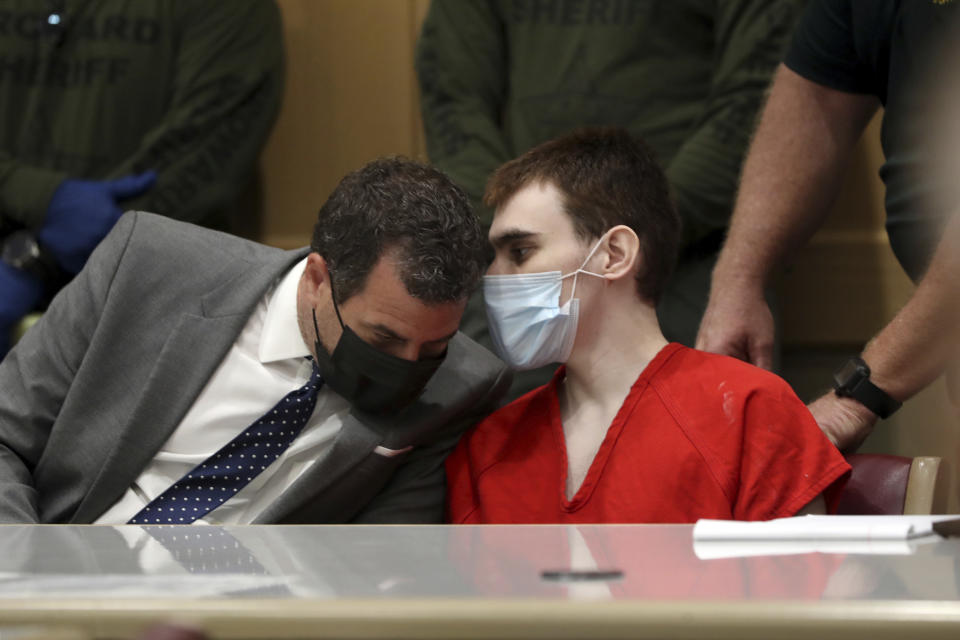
[863, 215, 960, 400]
[810, 215, 960, 451]
[714, 65, 879, 288]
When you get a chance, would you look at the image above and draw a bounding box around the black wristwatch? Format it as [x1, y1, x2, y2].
[832, 356, 902, 419]
[0, 230, 63, 283]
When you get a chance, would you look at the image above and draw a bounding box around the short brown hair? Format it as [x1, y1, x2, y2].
[484, 128, 680, 303]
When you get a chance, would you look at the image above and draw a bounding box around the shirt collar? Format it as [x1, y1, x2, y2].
[258, 257, 312, 364]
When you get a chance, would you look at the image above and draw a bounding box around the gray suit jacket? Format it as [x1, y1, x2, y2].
[0, 212, 510, 524]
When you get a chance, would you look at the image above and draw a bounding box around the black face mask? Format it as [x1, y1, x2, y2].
[311, 282, 446, 416]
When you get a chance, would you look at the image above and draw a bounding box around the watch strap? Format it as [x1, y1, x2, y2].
[837, 368, 902, 419]
[858, 379, 901, 418]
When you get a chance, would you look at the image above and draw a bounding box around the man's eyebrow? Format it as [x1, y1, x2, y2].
[364, 323, 407, 342]
[363, 323, 457, 345]
[490, 229, 538, 250]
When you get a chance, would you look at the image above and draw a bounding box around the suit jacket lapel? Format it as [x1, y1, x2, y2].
[254, 353, 471, 523]
[72, 249, 309, 523]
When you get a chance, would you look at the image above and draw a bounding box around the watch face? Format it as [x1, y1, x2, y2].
[833, 358, 869, 392]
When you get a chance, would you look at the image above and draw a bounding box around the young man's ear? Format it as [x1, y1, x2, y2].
[601, 225, 641, 282]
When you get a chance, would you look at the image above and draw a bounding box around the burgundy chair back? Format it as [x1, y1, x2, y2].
[836, 454, 912, 515]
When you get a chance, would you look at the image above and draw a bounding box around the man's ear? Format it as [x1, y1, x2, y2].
[601, 225, 641, 282]
[305, 253, 331, 286]
[301, 253, 332, 306]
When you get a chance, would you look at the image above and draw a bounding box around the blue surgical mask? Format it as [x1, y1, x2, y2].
[483, 236, 606, 370]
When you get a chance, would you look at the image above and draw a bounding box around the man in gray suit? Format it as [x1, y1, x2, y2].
[0, 157, 510, 524]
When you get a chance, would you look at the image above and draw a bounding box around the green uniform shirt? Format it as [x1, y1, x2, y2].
[417, 0, 803, 249]
[0, 0, 283, 233]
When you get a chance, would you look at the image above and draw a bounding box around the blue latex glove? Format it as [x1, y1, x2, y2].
[0, 262, 44, 358]
[38, 171, 157, 274]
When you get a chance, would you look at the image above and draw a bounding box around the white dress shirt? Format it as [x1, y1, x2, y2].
[97, 258, 351, 524]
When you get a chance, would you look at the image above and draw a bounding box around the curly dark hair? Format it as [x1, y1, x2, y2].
[311, 157, 484, 305]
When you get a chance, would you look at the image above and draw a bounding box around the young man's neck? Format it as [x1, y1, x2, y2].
[562, 293, 668, 412]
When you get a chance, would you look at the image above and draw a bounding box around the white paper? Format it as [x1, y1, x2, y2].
[691, 515, 960, 560]
[694, 515, 960, 543]
[693, 538, 921, 560]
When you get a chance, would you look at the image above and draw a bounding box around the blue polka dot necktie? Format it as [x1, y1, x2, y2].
[129, 362, 323, 525]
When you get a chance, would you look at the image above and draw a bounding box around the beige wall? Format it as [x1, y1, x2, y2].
[261, 1, 959, 511]
[259, 0, 429, 249]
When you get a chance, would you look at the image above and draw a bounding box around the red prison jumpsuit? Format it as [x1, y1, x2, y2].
[447, 343, 850, 524]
